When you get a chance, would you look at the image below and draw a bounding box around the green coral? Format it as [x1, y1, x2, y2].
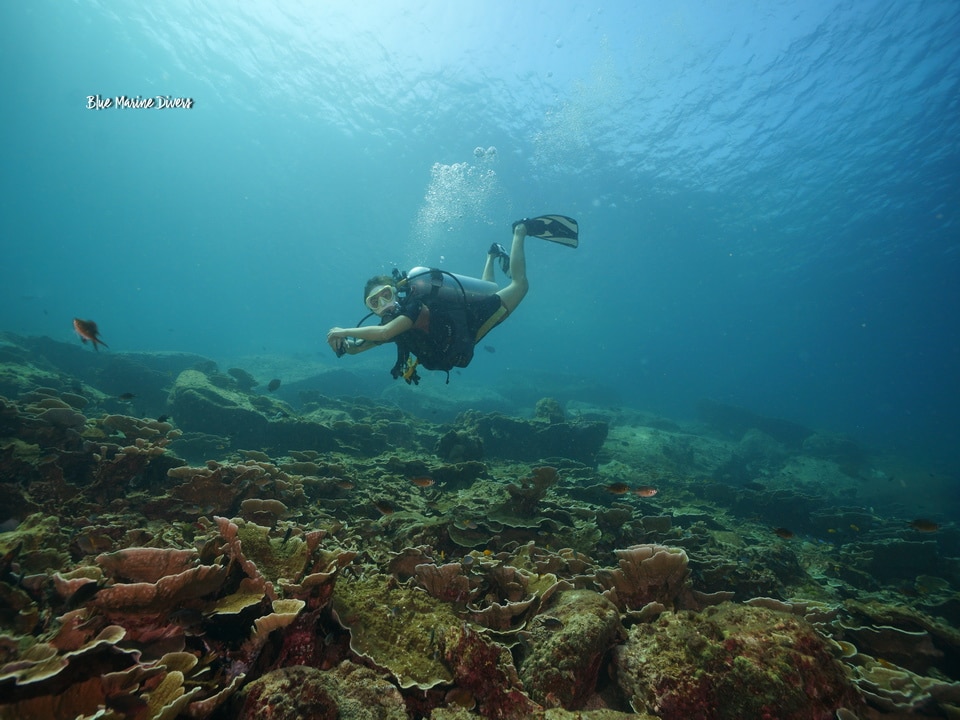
[333, 575, 459, 689]
[234, 519, 309, 587]
[0, 513, 71, 574]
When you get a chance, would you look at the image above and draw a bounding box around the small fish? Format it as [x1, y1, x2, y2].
[198, 537, 220, 564]
[445, 687, 476, 710]
[909, 519, 940, 533]
[157, 414, 169, 423]
[604, 482, 630, 495]
[410, 476, 435, 488]
[73, 318, 108, 351]
[774, 527, 795, 539]
[118, 393, 136, 401]
[634, 485, 658, 498]
[267, 378, 281, 392]
[65, 580, 103, 609]
[336, 479, 355, 490]
[374, 500, 395, 516]
[483, 345, 496, 354]
[280, 526, 293, 545]
[849, 524, 860, 532]
[168, 607, 204, 631]
[0, 516, 20, 536]
[74, 530, 114, 555]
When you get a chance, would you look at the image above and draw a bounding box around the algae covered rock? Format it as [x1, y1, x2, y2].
[168, 367, 338, 452]
[0, 513, 71, 574]
[457, 411, 608, 466]
[614, 602, 862, 719]
[520, 589, 623, 709]
[168, 368, 272, 441]
[435, 429, 484, 462]
[235, 666, 337, 720]
[231, 662, 407, 720]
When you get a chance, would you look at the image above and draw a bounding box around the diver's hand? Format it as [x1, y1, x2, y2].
[327, 328, 348, 356]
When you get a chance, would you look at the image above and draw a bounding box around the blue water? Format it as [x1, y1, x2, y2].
[2, 1, 958, 470]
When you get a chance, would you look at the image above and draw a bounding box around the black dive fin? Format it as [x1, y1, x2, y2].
[512, 215, 579, 248]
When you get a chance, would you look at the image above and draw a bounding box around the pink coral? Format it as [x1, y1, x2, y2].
[443, 624, 541, 719]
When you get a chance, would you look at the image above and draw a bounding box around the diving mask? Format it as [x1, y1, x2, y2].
[365, 284, 397, 313]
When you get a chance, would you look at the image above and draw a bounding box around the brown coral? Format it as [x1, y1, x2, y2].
[92, 562, 228, 614]
[414, 562, 474, 604]
[505, 466, 559, 515]
[594, 544, 691, 613]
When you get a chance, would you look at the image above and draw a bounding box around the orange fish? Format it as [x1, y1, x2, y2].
[774, 527, 795, 539]
[605, 482, 630, 495]
[634, 485, 658, 498]
[73, 318, 108, 351]
[909, 519, 940, 533]
[410, 476, 435, 488]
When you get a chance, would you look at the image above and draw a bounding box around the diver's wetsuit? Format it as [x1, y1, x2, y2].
[392, 293, 506, 375]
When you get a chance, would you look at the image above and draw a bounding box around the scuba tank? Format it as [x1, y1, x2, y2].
[399, 267, 498, 305]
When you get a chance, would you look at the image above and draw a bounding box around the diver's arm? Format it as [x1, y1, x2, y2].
[340, 338, 376, 355]
[327, 315, 413, 355]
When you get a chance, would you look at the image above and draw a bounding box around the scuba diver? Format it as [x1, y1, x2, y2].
[326, 214, 579, 384]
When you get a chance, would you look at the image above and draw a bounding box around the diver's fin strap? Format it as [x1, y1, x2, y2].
[402, 357, 420, 385]
[474, 305, 509, 343]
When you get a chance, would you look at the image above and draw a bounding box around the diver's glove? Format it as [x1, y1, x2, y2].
[488, 243, 510, 276]
[335, 338, 357, 358]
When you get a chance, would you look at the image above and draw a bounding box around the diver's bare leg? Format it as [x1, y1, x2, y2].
[482, 254, 496, 282]
[496, 224, 528, 314]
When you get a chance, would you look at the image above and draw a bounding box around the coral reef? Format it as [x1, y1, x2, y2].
[457, 410, 609, 466]
[0, 334, 958, 719]
[594, 544, 692, 614]
[229, 662, 408, 720]
[519, 589, 623, 709]
[615, 603, 863, 719]
[332, 574, 459, 689]
[443, 623, 542, 719]
[504, 465, 561, 515]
